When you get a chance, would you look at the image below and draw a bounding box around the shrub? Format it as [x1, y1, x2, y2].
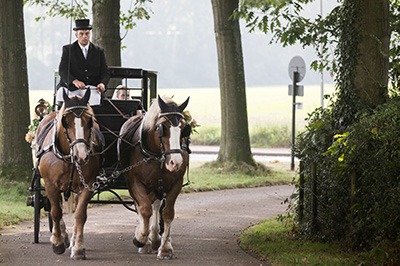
[293, 96, 400, 249]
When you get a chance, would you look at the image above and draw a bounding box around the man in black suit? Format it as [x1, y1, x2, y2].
[56, 19, 110, 106]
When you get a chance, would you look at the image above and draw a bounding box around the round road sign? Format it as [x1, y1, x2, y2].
[288, 56, 306, 82]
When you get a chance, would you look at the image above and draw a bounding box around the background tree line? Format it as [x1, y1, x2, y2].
[0, 0, 255, 177]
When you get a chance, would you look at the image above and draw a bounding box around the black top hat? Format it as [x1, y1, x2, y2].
[73, 19, 92, 31]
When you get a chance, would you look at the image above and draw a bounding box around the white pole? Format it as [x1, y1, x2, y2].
[320, 0, 324, 109]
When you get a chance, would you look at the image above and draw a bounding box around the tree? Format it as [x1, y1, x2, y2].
[352, 0, 389, 108]
[237, 0, 390, 114]
[239, 0, 397, 246]
[211, 0, 255, 165]
[92, 0, 121, 67]
[0, 0, 33, 169]
[25, 0, 151, 68]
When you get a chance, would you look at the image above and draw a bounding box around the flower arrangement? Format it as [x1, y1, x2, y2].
[183, 110, 199, 134]
[25, 99, 51, 146]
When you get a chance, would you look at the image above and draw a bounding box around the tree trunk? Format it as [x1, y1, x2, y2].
[92, 0, 121, 67]
[0, 0, 33, 168]
[353, 0, 390, 108]
[211, 0, 255, 165]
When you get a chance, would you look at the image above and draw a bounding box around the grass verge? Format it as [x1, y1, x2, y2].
[191, 124, 295, 148]
[239, 218, 400, 265]
[0, 165, 33, 228]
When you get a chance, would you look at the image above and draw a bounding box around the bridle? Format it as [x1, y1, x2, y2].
[156, 111, 187, 156]
[61, 105, 94, 162]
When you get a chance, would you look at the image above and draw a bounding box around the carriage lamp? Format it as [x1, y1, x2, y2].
[35, 98, 48, 118]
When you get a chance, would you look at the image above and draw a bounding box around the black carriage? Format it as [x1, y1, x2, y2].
[27, 67, 158, 243]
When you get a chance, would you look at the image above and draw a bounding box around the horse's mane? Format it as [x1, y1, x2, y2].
[142, 96, 175, 132]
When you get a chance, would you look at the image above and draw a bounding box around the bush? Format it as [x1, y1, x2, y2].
[293, 96, 400, 249]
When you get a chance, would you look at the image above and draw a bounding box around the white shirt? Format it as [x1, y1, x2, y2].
[78, 42, 89, 59]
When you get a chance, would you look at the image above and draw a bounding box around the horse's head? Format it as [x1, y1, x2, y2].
[154, 96, 190, 172]
[59, 89, 94, 165]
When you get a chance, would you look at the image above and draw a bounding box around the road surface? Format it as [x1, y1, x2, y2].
[0, 186, 294, 265]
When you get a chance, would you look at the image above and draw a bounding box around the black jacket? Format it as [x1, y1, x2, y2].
[58, 41, 110, 91]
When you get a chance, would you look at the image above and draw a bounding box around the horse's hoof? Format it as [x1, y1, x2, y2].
[151, 239, 161, 251]
[52, 243, 66, 255]
[71, 248, 86, 260]
[138, 244, 153, 254]
[132, 234, 146, 248]
[157, 250, 173, 260]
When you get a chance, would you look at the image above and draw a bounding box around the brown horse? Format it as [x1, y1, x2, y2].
[34, 89, 103, 260]
[119, 96, 191, 259]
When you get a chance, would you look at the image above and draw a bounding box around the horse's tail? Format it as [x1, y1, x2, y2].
[63, 194, 75, 216]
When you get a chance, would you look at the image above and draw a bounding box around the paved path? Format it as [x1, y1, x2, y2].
[0, 186, 294, 265]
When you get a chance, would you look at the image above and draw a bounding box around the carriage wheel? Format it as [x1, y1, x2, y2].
[33, 177, 41, 243]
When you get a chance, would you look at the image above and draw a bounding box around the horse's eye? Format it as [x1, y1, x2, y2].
[62, 117, 69, 128]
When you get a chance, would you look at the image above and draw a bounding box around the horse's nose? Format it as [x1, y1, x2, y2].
[166, 156, 182, 172]
[74, 151, 89, 165]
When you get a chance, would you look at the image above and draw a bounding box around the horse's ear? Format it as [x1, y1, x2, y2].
[82, 88, 91, 104]
[158, 95, 168, 111]
[177, 96, 190, 113]
[62, 88, 70, 103]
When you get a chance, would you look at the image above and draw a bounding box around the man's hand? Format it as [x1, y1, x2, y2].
[73, 79, 86, 90]
[97, 83, 106, 93]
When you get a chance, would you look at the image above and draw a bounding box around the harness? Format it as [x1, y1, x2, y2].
[33, 106, 104, 201]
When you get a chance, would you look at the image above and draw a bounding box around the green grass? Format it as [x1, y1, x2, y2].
[239, 218, 400, 265]
[182, 161, 293, 193]
[0, 165, 32, 227]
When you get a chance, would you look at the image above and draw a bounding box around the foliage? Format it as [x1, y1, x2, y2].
[293, 96, 400, 249]
[237, 0, 400, 251]
[25, 99, 51, 145]
[183, 110, 200, 134]
[235, 0, 340, 73]
[23, 0, 153, 41]
[239, 218, 400, 265]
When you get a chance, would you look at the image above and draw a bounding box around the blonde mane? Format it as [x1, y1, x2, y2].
[142, 96, 175, 131]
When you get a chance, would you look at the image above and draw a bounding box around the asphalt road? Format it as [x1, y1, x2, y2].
[0, 186, 294, 265]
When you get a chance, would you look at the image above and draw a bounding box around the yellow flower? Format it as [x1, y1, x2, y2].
[183, 110, 192, 122]
[25, 131, 34, 143]
[191, 119, 198, 128]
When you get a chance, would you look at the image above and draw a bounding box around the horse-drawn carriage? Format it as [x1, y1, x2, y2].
[26, 67, 191, 260]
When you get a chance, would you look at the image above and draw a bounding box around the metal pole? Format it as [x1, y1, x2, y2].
[320, 0, 324, 109]
[291, 72, 298, 171]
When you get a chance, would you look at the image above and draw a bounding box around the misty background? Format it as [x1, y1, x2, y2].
[24, 0, 336, 90]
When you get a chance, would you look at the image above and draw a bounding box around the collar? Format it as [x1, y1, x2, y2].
[78, 42, 90, 50]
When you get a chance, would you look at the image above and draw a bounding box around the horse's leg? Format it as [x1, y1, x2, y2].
[138, 199, 162, 254]
[47, 189, 68, 254]
[149, 199, 162, 250]
[132, 185, 152, 250]
[70, 189, 92, 260]
[157, 185, 181, 259]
